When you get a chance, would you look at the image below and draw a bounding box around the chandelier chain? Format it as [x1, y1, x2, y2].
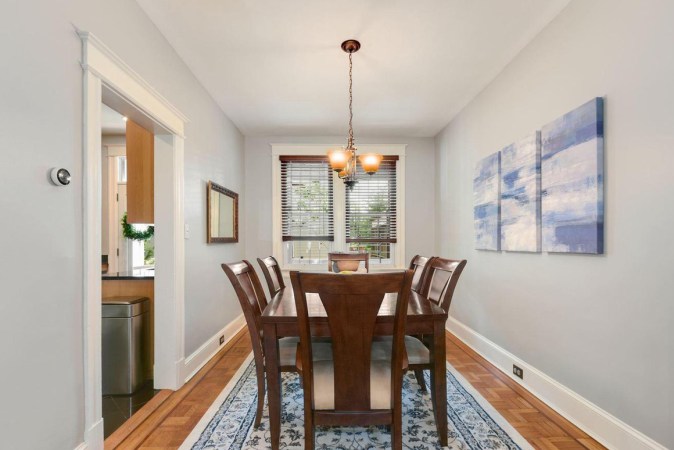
[329, 39, 380, 189]
[348, 51, 354, 149]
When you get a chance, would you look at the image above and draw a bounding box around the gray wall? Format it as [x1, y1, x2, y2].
[434, 0, 673, 447]
[244, 136, 436, 266]
[0, 0, 244, 448]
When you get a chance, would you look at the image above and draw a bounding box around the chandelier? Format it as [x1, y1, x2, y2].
[328, 39, 383, 189]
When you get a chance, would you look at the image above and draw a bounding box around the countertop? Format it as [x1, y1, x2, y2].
[102, 268, 155, 280]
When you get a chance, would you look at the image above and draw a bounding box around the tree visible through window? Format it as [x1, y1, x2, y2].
[280, 156, 334, 263]
[345, 157, 397, 263]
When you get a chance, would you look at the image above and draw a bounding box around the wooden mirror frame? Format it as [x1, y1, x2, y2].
[207, 181, 239, 243]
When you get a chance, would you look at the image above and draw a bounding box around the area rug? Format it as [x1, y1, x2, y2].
[180, 353, 533, 450]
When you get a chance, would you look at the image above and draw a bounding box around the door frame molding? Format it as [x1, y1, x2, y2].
[103, 144, 125, 274]
[79, 31, 188, 449]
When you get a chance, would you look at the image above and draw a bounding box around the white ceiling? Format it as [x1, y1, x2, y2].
[137, 0, 569, 138]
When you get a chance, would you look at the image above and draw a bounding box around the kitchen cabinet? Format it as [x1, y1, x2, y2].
[126, 119, 154, 224]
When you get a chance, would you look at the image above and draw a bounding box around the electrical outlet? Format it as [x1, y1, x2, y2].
[513, 364, 524, 379]
[219, 335, 225, 345]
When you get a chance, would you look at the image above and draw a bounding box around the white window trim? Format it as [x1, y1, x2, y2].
[271, 143, 406, 271]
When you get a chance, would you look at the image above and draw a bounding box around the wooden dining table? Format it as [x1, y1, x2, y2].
[261, 285, 449, 450]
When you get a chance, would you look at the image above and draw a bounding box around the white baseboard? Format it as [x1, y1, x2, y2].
[446, 317, 666, 450]
[182, 314, 247, 383]
[81, 416, 103, 450]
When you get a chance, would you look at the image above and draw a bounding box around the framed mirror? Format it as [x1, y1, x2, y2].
[207, 181, 239, 243]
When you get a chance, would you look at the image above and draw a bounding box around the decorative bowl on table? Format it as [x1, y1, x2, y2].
[334, 260, 361, 272]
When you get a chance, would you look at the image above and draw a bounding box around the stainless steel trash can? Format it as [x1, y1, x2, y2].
[102, 296, 150, 395]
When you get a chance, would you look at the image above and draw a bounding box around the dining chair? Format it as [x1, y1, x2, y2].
[408, 254, 434, 293]
[257, 255, 285, 297]
[419, 257, 467, 313]
[222, 260, 327, 428]
[404, 257, 467, 391]
[327, 251, 370, 273]
[291, 270, 414, 450]
[407, 254, 434, 389]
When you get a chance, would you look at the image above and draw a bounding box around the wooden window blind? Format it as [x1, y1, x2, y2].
[346, 156, 398, 244]
[280, 156, 334, 242]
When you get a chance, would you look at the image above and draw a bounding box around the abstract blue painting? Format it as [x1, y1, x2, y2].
[474, 152, 501, 251]
[541, 98, 604, 254]
[500, 132, 541, 252]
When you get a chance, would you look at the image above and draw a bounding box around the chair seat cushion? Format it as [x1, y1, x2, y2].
[312, 359, 392, 410]
[279, 337, 333, 366]
[371, 336, 430, 365]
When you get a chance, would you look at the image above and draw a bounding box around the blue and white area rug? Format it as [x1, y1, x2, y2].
[180, 354, 532, 450]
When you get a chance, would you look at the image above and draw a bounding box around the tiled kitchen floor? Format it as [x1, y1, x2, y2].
[103, 382, 160, 438]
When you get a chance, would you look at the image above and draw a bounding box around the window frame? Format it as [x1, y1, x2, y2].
[272, 143, 406, 271]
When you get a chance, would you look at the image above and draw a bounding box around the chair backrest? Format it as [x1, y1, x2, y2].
[408, 254, 433, 292]
[257, 256, 285, 296]
[291, 270, 413, 412]
[221, 261, 269, 357]
[327, 252, 370, 273]
[420, 257, 467, 313]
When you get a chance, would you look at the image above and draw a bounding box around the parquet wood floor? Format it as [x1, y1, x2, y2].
[109, 329, 604, 449]
[444, 334, 604, 450]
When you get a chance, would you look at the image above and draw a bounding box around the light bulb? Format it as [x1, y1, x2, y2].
[359, 153, 383, 174]
[328, 149, 348, 171]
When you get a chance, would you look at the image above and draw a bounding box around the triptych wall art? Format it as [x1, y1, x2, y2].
[473, 97, 604, 254]
[473, 152, 501, 251]
[500, 132, 541, 252]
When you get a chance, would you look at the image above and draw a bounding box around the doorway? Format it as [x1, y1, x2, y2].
[100, 103, 160, 439]
[80, 31, 188, 449]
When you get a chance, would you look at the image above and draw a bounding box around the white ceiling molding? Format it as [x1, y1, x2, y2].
[270, 143, 406, 156]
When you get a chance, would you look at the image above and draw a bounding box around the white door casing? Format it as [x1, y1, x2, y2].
[80, 31, 188, 450]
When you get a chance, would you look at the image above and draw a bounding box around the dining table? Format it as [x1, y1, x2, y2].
[261, 284, 449, 450]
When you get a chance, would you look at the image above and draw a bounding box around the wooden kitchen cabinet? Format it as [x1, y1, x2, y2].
[126, 119, 154, 224]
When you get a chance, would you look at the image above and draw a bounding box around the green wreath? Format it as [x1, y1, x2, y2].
[121, 213, 154, 241]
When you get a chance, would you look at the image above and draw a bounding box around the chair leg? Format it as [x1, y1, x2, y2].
[429, 366, 438, 424]
[391, 423, 402, 450]
[304, 412, 314, 450]
[392, 408, 402, 450]
[254, 363, 265, 428]
[391, 373, 403, 450]
[414, 369, 427, 392]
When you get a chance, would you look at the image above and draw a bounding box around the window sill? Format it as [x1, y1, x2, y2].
[281, 265, 406, 273]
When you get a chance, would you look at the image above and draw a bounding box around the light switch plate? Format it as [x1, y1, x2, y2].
[184, 224, 191, 239]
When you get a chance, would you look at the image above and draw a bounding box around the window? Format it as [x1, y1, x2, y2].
[273, 144, 405, 269]
[129, 226, 154, 268]
[280, 156, 334, 264]
[346, 157, 398, 264]
[117, 155, 127, 183]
